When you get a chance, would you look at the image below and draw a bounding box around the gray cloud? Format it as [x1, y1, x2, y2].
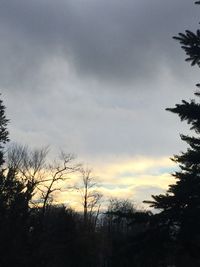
[133, 185, 166, 206]
[0, 0, 199, 163]
[0, 0, 199, 90]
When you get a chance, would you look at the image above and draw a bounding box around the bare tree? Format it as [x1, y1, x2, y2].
[76, 167, 103, 229]
[40, 152, 81, 215]
[105, 198, 137, 233]
[7, 144, 81, 213]
[7, 143, 48, 206]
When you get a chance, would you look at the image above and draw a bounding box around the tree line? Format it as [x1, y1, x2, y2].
[1, 1, 200, 266]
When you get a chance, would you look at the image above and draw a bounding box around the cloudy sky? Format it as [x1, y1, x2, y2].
[1, 0, 200, 208]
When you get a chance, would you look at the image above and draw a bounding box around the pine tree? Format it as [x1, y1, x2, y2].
[146, 1, 200, 265]
[0, 96, 31, 266]
[0, 96, 9, 166]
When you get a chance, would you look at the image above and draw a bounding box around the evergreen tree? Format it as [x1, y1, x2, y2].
[146, 1, 200, 265]
[0, 96, 9, 166]
[0, 96, 31, 266]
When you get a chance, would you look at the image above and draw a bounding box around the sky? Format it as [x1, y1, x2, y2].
[1, 0, 200, 209]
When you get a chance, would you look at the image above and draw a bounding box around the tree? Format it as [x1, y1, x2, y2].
[7, 143, 48, 208]
[76, 167, 103, 230]
[0, 98, 33, 266]
[0, 96, 9, 166]
[145, 1, 200, 266]
[40, 152, 81, 216]
[102, 199, 152, 267]
[7, 144, 81, 214]
[105, 198, 136, 234]
[0, 95, 11, 225]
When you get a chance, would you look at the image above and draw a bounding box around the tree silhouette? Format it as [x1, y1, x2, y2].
[75, 167, 102, 230]
[145, 2, 200, 266]
[0, 97, 32, 266]
[0, 96, 9, 166]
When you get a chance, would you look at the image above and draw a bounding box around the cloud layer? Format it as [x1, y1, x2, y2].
[1, 0, 199, 204]
[0, 0, 199, 89]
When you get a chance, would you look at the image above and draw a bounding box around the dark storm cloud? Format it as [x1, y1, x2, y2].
[0, 0, 199, 90]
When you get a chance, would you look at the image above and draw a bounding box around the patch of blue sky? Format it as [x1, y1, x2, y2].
[116, 166, 178, 178]
[153, 166, 178, 175]
[115, 171, 138, 178]
[97, 183, 131, 190]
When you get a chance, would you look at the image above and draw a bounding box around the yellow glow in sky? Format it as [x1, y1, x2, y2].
[51, 156, 176, 211]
